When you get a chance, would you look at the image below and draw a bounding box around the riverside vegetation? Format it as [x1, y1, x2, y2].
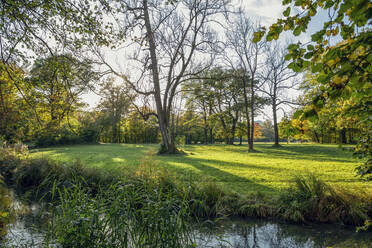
[0, 143, 371, 247]
[1, 0, 371, 246]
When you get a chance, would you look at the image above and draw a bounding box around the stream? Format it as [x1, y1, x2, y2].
[195, 218, 372, 247]
[2, 211, 372, 247]
[1, 191, 371, 247]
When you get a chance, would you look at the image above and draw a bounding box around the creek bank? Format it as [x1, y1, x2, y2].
[1, 146, 371, 246]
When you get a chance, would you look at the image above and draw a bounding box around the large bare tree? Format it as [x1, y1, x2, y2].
[97, 0, 228, 153]
[225, 11, 266, 151]
[259, 41, 298, 146]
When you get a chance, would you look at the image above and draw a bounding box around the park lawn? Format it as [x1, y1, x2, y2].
[29, 143, 372, 197]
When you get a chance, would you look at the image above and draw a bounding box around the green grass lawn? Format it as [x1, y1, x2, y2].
[29, 143, 372, 196]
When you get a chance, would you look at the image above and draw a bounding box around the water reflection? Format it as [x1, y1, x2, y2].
[2, 191, 47, 248]
[2, 208, 371, 248]
[4, 219, 45, 248]
[195, 219, 372, 248]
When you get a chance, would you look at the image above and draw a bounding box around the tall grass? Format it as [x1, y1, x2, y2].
[46, 179, 196, 247]
[1, 144, 371, 247]
[0, 180, 11, 237]
[280, 174, 371, 226]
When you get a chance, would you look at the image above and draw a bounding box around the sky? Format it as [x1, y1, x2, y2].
[81, 0, 329, 121]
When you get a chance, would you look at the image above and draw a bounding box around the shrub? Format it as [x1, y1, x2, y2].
[0, 143, 28, 185]
[35, 126, 85, 147]
[189, 182, 226, 218]
[14, 159, 47, 189]
[280, 175, 370, 225]
[46, 178, 195, 247]
[57, 128, 81, 145]
[0, 181, 11, 237]
[78, 128, 99, 143]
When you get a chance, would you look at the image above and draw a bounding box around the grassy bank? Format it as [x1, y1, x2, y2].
[1, 144, 372, 228]
[29, 143, 372, 196]
[0, 143, 371, 248]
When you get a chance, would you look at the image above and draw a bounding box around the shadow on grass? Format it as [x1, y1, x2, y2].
[30, 143, 361, 195]
[160, 155, 278, 194]
[221, 144, 356, 163]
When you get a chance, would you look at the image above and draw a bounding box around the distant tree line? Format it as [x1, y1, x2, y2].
[1, 57, 365, 147]
[1, 59, 274, 146]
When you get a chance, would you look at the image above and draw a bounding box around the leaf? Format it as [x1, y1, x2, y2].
[288, 62, 295, 70]
[325, 49, 338, 60]
[0, 212, 8, 218]
[311, 30, 325, 42]
[288, 44, 299, 50]
[311, 63, 323, 73]
[306, 110, 319, 122]
[293, 26, 302, 36]
[304, 52, 313, 59]
[283, 7, 291, 17]
[303, 61, 310, 68]
[344, 85, 352, 95]
[309, 7, 316, 16]
[293, 110, 304, 119]
[317, 74, 328, 83]
[307, 44, 314, 50]
[253, 31, 265, 43]
[285, 54, 292, 61]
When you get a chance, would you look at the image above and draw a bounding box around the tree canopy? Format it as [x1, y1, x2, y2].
[255, 0, 371, 179]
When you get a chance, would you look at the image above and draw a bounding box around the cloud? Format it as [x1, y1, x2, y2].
[238, 0, 286, 26]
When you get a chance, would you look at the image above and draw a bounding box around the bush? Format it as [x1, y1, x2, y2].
[280, 175, 371, 225]
[0, 143, 28, 185]
[0, 181, 11, 237]
[79, 128, 99, 143]
[34, 125, 99, 147]
[57, 126, 81, 145]
[35, 129, 59, 147]
[45, 179, 195, 248]
[188, 182, 227, 219]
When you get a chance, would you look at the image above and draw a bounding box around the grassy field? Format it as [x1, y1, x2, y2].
[29, 143, 372, 196]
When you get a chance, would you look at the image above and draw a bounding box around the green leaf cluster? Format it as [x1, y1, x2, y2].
[255, 0, 371, 179]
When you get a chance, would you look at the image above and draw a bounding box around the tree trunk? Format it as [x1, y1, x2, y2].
[313, 131, 320, 143]
[272, 103, 279, 146]
[170, 113, 176, 147]
[249, 78, 254, 151]
[203, 113, 208, 144]
[219, 118, 230, 145]
[118, 122, 121, 143]
[340, 128, 347, 144]
[143, 0, 175, 153]
[348, 128, 353, 144]
[230, 117, 237, 145]
[242, 78, 251, 151]
[112, 119, 117, 143]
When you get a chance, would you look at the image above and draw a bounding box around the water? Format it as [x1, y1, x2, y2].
[4, 218, 45, 248]
[195, 218, 372, 248]
[1, 191, 371, 248]
[3, 216, 371, 248]
[1, 191, 49, 248]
